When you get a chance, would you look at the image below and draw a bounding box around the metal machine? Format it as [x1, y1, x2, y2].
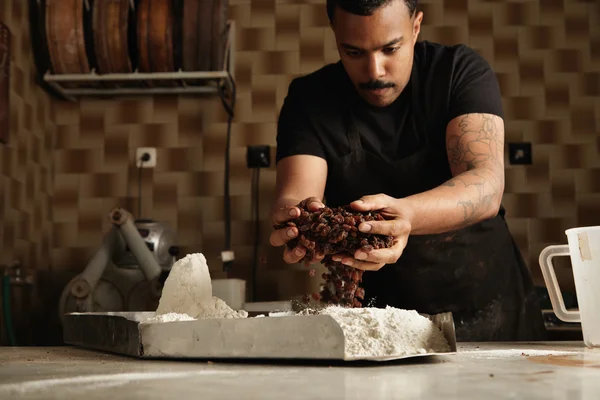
[58, 208, 179, 323]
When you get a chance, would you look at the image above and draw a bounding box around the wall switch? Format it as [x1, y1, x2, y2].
[508, 142, 532, 165]
[246, 145, 271, 168]
[136, 147, 157, 168]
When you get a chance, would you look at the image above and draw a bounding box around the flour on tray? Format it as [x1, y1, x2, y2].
[145, 312, 196, 323]
[145, 253, 247, 323]
[316, 305, 451, 358]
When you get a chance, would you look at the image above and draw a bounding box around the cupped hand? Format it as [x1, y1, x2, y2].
[332, 194, 412, 271]
[270, 196, 325, 264]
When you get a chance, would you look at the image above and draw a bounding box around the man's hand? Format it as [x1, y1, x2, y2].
[270, 197, 326, 264]
[331, 194, 412, 271]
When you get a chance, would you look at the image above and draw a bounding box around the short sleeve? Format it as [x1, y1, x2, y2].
[447, 46, 505, 122]
[276, 79, 326, 164]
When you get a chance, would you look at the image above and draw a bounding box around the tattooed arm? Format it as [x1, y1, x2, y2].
[395, 113, 505, 235]
[343, 112, 505, 268]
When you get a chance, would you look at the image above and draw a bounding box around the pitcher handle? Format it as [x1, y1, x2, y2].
[539, 245, 581, 323]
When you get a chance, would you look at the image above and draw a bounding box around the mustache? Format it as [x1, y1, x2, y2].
[359, 80, 395, 90]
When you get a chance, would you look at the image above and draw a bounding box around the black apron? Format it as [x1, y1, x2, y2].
[324, 64, 547, 342]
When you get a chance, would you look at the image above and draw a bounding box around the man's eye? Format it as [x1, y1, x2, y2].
[346, 50, 361, 57]
[383, 47, 398, 54]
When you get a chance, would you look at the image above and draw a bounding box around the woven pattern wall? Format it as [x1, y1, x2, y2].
[0, 0, 55, 270]
[2, 0, 598, 303]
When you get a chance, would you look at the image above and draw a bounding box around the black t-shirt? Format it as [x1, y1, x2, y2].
[276, 40, 504, 174]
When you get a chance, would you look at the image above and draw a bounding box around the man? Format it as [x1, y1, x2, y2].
[269, 0, 547, 341]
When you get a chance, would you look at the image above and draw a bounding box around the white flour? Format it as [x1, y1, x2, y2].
[145, 312, 196, 323]
[145, 254, 447, 359]
[318, 306, 451, 358]
[459, 349, 579, 358]
[148, 253, 247, 323]
[0, 371, 239, 395]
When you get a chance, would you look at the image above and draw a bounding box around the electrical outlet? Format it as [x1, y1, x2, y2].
[136, 147, 157, 168]
[508, 142, 532, 165]
[246, 145, 271, 168]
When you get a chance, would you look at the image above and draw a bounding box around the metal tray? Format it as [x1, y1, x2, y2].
[62, 311, 457, 362]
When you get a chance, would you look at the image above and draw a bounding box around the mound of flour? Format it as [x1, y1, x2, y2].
[147, 253, 247, 323]
[318, 306, 451, 358]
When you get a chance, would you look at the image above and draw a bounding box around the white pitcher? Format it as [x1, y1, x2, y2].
[539, 226, 600, 348]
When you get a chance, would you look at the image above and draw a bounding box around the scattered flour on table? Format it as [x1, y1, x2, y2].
[459, 349, 579, 358]
[145, 253, 247, 323]
[317, 306, 451, 358]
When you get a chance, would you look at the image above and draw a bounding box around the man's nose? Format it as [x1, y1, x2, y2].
[366, 54, 385, 80]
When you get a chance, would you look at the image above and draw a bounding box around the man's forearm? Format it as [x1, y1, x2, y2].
[272, 155, 328, 220]
[271, 195, 324, 220]
[400, 166, 504, 235]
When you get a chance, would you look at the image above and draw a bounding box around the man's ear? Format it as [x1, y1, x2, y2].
[412, 11, 423, 42]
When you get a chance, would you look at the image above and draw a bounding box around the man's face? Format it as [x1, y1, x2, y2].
[331, 1, 423, 107]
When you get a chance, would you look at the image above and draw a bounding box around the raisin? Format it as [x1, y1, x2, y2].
[273, 201, 395, 307]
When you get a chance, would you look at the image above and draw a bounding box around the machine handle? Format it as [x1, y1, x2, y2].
[110, 208, 162, 282]
[539, 244, 580, 323]
[79, 228, 120, 290]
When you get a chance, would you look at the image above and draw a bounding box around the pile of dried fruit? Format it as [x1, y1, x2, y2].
[274, 199, 395, 307]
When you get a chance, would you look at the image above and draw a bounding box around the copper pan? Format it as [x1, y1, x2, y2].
[182, 0, 200, 72]
[137, 0, 177, 87]
[93, 0, 132, 74]
[45, 0, 91, 76]
[196, 0, 214, 72]
[136, 0, 151, 74]
[92, 0, 138, 89]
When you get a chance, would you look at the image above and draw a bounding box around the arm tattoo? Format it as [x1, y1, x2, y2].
[444, 113, 504, 226]
[447, 113, 502, 172]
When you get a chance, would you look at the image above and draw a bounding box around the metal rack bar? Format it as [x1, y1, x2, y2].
[44, 70, 229, 82]
[62, 86, 222, 96]
[45, 80, 77, 102]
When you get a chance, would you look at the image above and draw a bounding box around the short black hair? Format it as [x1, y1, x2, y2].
[326, 0, 419, 24]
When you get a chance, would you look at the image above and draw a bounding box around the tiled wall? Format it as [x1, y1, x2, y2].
[1, 0, 599, 328]
[0, 0, 55, 270]
[0, 0, 57, 345]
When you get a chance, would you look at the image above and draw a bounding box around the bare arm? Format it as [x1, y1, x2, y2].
[270, 155, 328, 263]
[272, 155, 328, 214]
[399, 113, 505, 235]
